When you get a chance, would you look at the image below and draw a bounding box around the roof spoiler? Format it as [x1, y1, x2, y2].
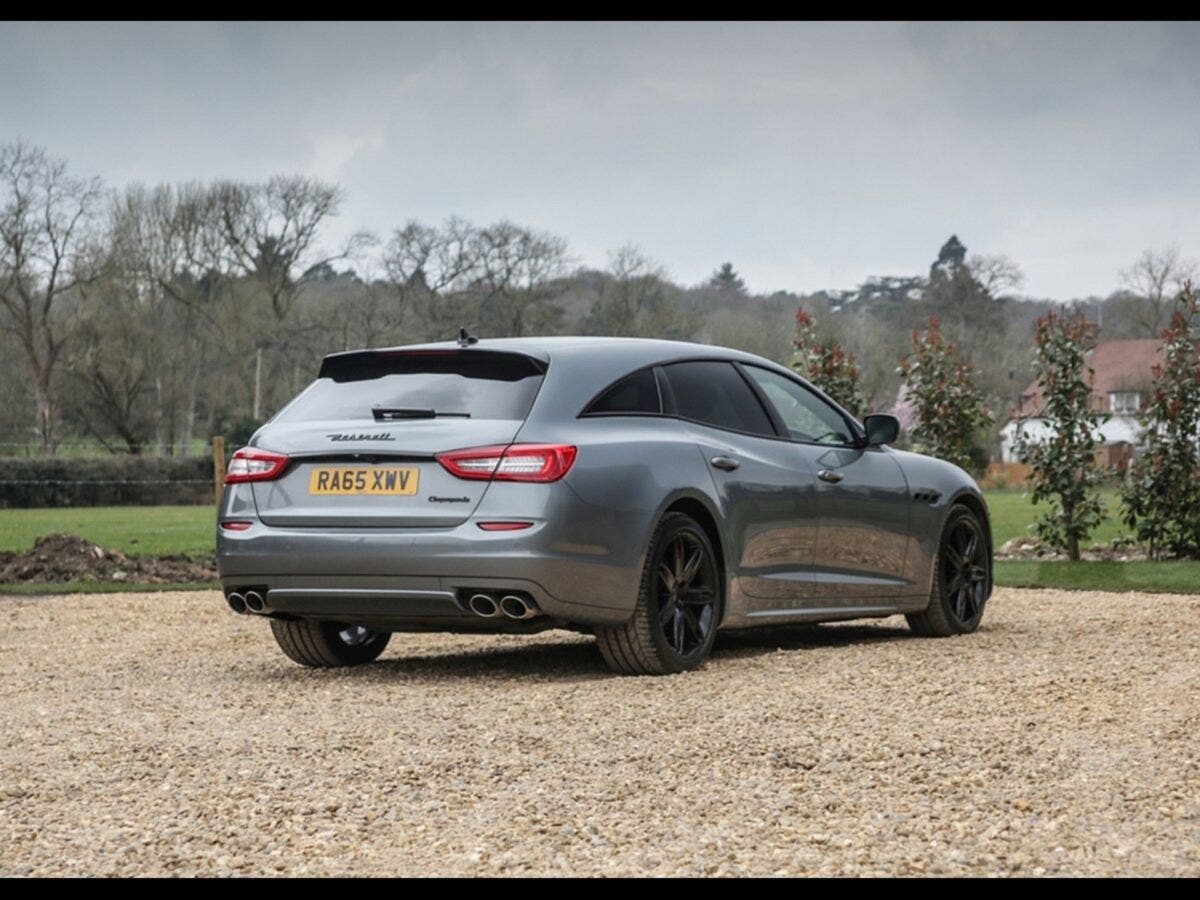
[318, 348, 547, 383]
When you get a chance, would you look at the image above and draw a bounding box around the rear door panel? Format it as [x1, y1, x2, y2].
[683, 425, 822, 605]
[657, 361, 822, 607]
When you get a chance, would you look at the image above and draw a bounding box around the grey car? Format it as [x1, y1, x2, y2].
[217, 336, 992, 675]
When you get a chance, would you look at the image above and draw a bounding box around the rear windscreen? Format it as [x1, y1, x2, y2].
[274, 350, 547, 423]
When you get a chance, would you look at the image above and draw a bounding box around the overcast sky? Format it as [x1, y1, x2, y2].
[3, 21, 1198, 299]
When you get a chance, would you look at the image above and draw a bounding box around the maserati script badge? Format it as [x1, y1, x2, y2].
[326, 432, 395, 442]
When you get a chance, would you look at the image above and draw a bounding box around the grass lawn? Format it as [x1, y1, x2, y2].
[986, 489, 1200, 593]
[985, 487, 1127, 546]
[0, 505, 214, 558]
[1, 492, 1129, 558]
[1, 493, 1197, 595]
[0, 580, 219, 595]
[995, 560, 1200, 594]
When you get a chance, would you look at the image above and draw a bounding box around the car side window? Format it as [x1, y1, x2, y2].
[741, 365, 856, 445]
[661, 361, 776, 437]
[583, 367, 662, 415]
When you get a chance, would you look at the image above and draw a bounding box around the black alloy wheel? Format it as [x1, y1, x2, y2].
[596, 512, 723, 675]
[655, 529, 719, 657]
[942, 515, 989, 627]
[270, 618, 391, 667]
[907, 505, 991, 637]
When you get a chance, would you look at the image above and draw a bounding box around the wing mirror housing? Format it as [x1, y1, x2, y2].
[862, 414, 900, 447]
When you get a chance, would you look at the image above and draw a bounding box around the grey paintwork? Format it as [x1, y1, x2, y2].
[217, 336, 991, 633]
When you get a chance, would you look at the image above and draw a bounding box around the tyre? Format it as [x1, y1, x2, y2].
[907, 505, 990, 637]
[270, 618, 391, 667]
[596, 512, 722, 675]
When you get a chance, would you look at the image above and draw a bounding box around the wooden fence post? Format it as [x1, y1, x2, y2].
[212, 436, 226, 515]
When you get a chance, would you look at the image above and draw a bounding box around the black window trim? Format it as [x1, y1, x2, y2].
[735, 361, 867, 449]
[655, 364, 676, 415]
[577, 356, 867, 447]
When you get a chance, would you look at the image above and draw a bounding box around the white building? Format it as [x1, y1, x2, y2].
[998, 338, 1177, 466]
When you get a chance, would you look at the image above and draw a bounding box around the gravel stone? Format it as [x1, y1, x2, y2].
[1, 588, 1198, 876]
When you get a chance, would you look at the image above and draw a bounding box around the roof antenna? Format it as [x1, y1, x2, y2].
[457, 327, 479, 348]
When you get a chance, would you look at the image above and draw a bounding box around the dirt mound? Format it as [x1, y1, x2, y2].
[0, 533, 216, 584]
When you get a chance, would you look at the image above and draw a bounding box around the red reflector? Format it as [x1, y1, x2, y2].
[437, 443, 577, 482]
[219, 520, 253, 531]
[224, 447, 289, 484]
[477, 521, 534, 531]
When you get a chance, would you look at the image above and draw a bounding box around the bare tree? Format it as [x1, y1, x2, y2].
[111, 182, 230, 454]
[212, 175, 372, 322]
[589, 245, 663, 336]
[702, 306, 793, 363]
[325, 275, 396, 353]
[65, 285, 156, 454]
[967, 253, 1024, 298]
[0, 330, 32, 454]
[381, 216, 480, 340]
[208, 176, 373, 418]
[1118, 246, 1197, 336]
[584, 244, 692, 338]
[473, 220, 570, 336]
[380, 217, 570, 339]
[0, 141, 104, 453]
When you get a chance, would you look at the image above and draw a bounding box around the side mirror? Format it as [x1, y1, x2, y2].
[863, 414, 900, 447]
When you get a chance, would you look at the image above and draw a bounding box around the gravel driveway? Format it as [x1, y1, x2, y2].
[2, 587, 1198, 876]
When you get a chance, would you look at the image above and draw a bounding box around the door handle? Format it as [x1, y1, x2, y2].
[817, 469, 844, 483]
[710, 456, 741, 471]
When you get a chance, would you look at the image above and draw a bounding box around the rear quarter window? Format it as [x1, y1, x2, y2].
[582, 368, 662, 415]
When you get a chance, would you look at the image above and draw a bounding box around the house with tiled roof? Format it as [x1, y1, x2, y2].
[998, 338, 1196, 465]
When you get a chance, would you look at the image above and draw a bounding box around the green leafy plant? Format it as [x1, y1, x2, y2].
[1120, 283, 1200, 559]
[1014, 310, 1106, 560]
[898, 316, 991, 473]
[791, 308, 865, 416]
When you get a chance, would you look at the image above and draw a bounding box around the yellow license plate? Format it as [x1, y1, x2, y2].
[308, 466, 419, 496]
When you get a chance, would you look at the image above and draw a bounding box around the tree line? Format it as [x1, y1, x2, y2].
[1, 139, 1194, 460]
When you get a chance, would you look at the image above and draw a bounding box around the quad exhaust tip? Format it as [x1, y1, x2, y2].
[243, 590, 266, 613]
[466, 591, 540, 619]
[468, 593, 501, 618]
[226, 592, 247, 614]
[500, 594, 537, 620]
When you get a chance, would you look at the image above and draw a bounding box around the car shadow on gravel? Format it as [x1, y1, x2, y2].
[253, 620, 918, 683]
[259, 636, 611, 685]
[712, 619, 915, 659]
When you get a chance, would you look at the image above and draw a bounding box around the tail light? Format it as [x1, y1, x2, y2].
[225, 447, 289, 484]
[437, 443, 577, 482]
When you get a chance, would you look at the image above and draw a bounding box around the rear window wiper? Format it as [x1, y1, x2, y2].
[371, 407, 472, 421]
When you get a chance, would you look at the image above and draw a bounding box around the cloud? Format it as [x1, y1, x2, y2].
[2, 21, 1198, 299]
[305, 131, 385, 183]
[991, 198, 1200, 299]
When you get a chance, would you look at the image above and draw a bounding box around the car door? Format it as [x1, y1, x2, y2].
[739, 364, 915, 606]
[658, 360, 822, 609]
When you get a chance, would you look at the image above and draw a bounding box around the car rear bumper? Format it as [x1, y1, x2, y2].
[216, 482, 651, 627]
[225, 575, 569, 633]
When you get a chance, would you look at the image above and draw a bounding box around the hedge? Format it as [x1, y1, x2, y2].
[0, 456, 214, 507]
